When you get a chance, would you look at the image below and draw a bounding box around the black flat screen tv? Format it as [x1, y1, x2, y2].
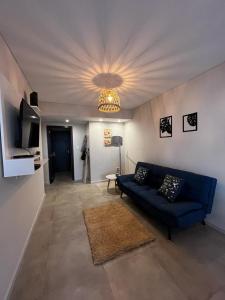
[19, 99, 40, 148]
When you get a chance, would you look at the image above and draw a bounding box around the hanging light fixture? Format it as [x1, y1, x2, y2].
[97, 89, 120, 113]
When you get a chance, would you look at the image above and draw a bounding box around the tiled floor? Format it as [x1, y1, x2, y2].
[9, 174, 225, 300]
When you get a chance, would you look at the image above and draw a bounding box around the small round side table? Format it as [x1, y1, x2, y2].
[106, 174, 117, 190]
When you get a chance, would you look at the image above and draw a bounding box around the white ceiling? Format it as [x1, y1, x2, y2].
[41, 116, 127, 125]
[1, 0, 225, 109]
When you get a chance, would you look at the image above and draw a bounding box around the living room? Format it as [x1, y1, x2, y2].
[1, 1, 225, 300]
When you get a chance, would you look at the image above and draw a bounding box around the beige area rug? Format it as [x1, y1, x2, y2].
[83, 201, 155, 265]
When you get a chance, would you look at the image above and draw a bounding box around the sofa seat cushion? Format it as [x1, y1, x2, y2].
[122, 181, 151, 194]
[138, 190, 203, 218]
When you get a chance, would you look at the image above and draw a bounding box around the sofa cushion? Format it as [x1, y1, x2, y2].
[135, 162, 217, 213]
[134, 166, 150, 185]
[137, 190, 202, 218]
[158, 174, 184, 202]
[117, 174, 135, 186]
[122, 181, 151, 194]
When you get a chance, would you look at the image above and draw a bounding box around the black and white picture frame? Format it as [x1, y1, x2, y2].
[183, 112, 198, 132]
[160, 116, 172, 138]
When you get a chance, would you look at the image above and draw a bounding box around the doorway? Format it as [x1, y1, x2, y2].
[47, 126, 74, 183]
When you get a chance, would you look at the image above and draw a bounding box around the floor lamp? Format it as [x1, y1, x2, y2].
[111, 136, 123, 175]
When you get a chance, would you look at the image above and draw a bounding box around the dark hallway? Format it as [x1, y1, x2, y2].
[47, 126, 74, 183]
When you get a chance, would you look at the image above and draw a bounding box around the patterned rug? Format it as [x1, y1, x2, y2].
[83, 201, 155, 265]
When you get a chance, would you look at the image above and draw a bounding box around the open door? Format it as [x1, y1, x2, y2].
[47, 126, 74, 183]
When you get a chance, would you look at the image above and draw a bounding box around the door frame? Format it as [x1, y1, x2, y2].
[47, 125, 74, 183]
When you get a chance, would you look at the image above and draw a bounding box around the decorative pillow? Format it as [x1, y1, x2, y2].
[158, 174, 184, 202]
[134, 167, 149, 185]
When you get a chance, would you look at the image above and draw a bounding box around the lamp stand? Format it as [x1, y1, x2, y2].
[119, 145, 122, 175]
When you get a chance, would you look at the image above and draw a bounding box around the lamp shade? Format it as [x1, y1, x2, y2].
[111, 136, 123, 146]
[98, 89, 120, 113]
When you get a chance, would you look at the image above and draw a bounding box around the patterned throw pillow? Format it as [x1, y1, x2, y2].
[134, 167, 149, 185]
[158, 174, 184, 202]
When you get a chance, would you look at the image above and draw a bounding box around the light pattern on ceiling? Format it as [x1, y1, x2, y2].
[0, 0, 225, 109]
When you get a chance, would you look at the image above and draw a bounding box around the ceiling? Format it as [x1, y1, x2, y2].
[41, 115, 127, 124]
[1, 0, 225, 109]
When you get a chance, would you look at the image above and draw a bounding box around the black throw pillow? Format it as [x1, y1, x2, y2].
[158, 174, 184, 202]
[134, 167, 149, 185]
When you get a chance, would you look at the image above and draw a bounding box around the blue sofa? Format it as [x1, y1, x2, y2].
[117, 162, 217, 240]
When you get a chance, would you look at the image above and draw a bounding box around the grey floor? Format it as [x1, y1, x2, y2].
[9, 174, 225, 300]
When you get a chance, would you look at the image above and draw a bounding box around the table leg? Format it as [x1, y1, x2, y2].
[107, 179, 110, 190]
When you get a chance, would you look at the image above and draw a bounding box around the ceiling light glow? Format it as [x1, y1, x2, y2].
[98, 89, 120, 113]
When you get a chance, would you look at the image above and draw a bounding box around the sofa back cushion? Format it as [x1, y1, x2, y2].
[135, 162, 217, 213]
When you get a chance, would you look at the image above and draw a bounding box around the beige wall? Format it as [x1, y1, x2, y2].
[89, 122, 125, 182]
[0, 34, 45, 300]
[125, 62, 225, 233]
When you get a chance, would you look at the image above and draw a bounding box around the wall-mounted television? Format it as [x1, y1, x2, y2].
[19, 99, 40, 148]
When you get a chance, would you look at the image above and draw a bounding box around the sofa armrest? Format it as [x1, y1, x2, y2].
[117, 174, 134, 185]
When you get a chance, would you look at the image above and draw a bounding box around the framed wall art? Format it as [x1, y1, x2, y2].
[104, 128, 112, 146]
[160, 116, 172, 138]
[183, 112, 198, 132]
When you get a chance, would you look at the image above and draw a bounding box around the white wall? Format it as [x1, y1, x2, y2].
[124, 62, 225, 233]
[0, 35, 45, 300]
[42, 123, 87, 183]
[89, 122, 124, 182]
[41, 124, 50, 184]
[73, 124, 87, 181]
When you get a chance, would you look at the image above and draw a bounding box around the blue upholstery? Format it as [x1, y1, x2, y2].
[122, 181, 151, 193]
[117, 162, 217, 231]
[139, 190, 202, 217]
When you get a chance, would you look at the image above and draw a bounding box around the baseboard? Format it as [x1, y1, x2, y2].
[91, 179, 108, 184]
[206, 220, 225, 235]
[5, 193, 46, 300]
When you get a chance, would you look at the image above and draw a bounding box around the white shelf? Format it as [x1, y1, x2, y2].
[0, 75, 37, 177]
[3, 158, 35, 177]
